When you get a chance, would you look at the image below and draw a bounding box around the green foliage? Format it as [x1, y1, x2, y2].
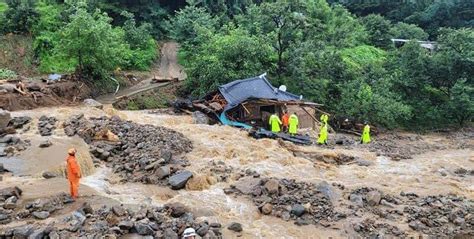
[0, 68, 17, 79]
[389, 22, 428, 40]
[183, 27, 273, 96]
[340, 45, 386, 72]
[1, 0, 39, 34]
[360, 14, 393, 49]
[0, 1, 7, 12]
[166, 5, 217, 48]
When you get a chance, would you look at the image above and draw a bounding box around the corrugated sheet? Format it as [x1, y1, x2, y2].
[218, 75, 301, 110]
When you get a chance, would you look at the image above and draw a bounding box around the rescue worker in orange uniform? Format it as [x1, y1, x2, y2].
[281, 110, 290, 133]
[66, 148, 81, 199]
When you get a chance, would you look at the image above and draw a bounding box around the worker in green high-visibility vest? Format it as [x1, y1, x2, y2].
[268, 114, 282, 133]
[317, 122, 328, 145]
[361, 122, 371, 144]
[288, 112, 299, 136]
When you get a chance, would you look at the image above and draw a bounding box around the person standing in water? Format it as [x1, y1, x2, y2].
[66, 148, 81, 199]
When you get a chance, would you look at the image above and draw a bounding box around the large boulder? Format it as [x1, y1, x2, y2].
[134, 220, 154, 235]
[32, 211, 50, 220]
[168, 171, 193, 190]
[264, 179, 280, 194]
[233, 177, 261, 195]
[8, 116, 31, 129]
[0, 109, 11, 130]
[83, 99, 103, 109]
[192, 111, 209, 125]
[0, 186, 22, 200]
[227, 222, 243, 232]
[366, 191, 382, 206]
[291, 204, 306, 217]
[166, 202, 188, 218]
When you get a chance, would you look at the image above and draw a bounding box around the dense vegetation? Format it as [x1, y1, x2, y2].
[0, 0, 472, 129]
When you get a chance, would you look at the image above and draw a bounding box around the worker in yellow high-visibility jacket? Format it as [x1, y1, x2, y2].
[288, 113, 299, 136]
[361, 123, 371, 144]
[320, 114, 329, 124]
[317, 122, 328, 145]
[269, 114, 282, 133]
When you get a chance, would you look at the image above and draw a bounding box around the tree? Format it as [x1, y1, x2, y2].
[389, 22, 428, 40]
[1, 0, 39, 34]
[55, 2, 129, 78]
[447, 79, 473, 126]
[166, 5, 217, 49]
[360, 14, 393, 49]
[183, 27, 273, 96]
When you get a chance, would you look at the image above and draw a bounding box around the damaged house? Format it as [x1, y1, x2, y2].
[192, 74, 322, 131]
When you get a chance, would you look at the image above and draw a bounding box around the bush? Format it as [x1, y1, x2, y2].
[0, 68, 17, 79]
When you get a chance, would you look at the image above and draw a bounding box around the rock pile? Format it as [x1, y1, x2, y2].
[0, 134, 30, 157]
[0, 201, 224, 238]
[403, 194, 474, 237]
[0, 187, 22, 224]
[7, 116, 32, 129]
[347, 188, 474, 237]
[352, 219, 406, 237]
[38, 116, 57, 136]
[63, 116, 194, 188]
[227, 177, 345, 226]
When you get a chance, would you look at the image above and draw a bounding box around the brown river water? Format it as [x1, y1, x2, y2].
[1, 106, 472, 238]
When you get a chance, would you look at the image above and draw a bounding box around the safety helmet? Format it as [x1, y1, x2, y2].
[68, 148, 77, 155]
[182, 228, 197, 238]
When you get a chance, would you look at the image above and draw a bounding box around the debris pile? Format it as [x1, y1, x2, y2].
[352, 219, 406, 237]
[0, 201, 224, 238]
[64, 115, 194, 188]
[403, 194, 474, 237]
[0, 134, 30, 157]
[7, 116, 31, 129]
[38, 115, 57, 136]
[0, 187, 22, 224]
[226, 177, 345, 226]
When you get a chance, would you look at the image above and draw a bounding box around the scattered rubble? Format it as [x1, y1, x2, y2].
[353, 219, 406, 238]
[63, 115, 193, 189]
[38, 116, 57, 136]
[0, 198, 224, 238]
[7, 116, 31, 129]
[227, 177, 345, 226]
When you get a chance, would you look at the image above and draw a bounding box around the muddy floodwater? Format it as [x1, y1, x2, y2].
[1, 106, 473, 238]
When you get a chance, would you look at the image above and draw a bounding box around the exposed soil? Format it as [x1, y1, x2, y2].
[0, 80, 92, 111]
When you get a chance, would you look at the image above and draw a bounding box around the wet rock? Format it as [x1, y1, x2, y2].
[68, 211, 86, 232]
[168, 170, 193, 190]
[291, 204, 306, 217]
[112, 205, 126, 217]
[454, 168, 468, 176]
[233, 177, 261, 195]
[163, 228, 178, 239]
[197, 224, 210, 237]
[84, 99, 103, 109]
[316, 181, 337, 201]
[408, 220, 427, 231]
[4, 195, 17, 209]
[38, 116, 57, 136]
[261, 203, 273, 215]
[166, 202, 187, 218]
[367, 191, 382, 206]
[118, 221, 134, 230]
[227, 222, 243, 232]
[264, 179, 280, 194]
[295, 218, 311, 226]
[42, 171, 56, 179]
[156, 166, 171, 179]
[39, 139, 52, 148]
[0, 186, 22, 199]
[32, 211, 50, 220]
[192, 111, 210, 124]
[350, 194, 364, 207]
[0, 109, 11, 129]
[13, 225, 34, 239]
[134, 220, 154, 235]
[28, 229, 45, 239]
[8, 116, 31, 129]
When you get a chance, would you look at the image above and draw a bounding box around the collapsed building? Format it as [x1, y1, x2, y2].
[189, 74, 324, 144]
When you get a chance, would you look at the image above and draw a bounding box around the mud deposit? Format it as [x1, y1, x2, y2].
[0, 106, 472, 238]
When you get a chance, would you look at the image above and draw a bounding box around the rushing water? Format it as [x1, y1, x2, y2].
[5, 106, 473, 238]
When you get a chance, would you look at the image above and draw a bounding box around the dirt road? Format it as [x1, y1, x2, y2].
[96, 42, 186, 104]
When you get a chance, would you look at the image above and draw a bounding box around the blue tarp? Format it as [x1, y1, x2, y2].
[218, 74, 301, 110]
